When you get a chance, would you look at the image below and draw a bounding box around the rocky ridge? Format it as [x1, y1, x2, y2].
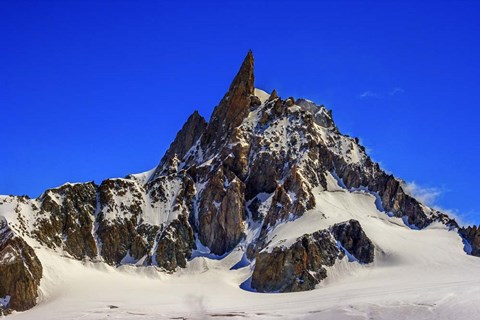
[0, 51, 478, 312]
[251, 219, 375, 293]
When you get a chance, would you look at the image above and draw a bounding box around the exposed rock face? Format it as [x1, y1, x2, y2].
[252, 230, 339, 292]
[96, 178, 144, 265]
[332, 158, 435, 229]
[95, 174, 197, 267]
[96, 218, 136, 265]
[151, 110, 207, 180]
[332, 219, 375, 264]
[460, 226, 480, 256]
[0, 220, 42, 312]
[196, 166, 246, 255]
[268, 89, 278, 101]
[155, 215, 195, 270]
[245, 151, 279, 199]
[252, 220, 374, 293]
[33, 182, 98, 259]
[261, 167, 316, 234]
[202, 50, 255, 153]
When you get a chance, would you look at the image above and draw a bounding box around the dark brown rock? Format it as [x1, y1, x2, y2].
[331, 219, 375, 264]
[0, 222, 42, 312]
[222, 127, 251, 180]
[250, 95, 262, 109]
[202, 51, 255, 152]
[258, 166, 316, 242]
[285, 97, 295, 107]
[460, 226, 480, 256]
[33, 182, 98, 259]
[98, 179, 143, 218]
[252, 230, 339, 292]
[245, 151, 279, 199]
[334, 157, 432, 229]
[262, 185, 292, 228]
[155, 215, 195, 271]
[151, 110, 207, 180]
[130, 234, 148, 261]
[268, 89, 278, 101]
[96, 218, 136, 265]
[283, 165, 316, 213]
[273, 99, 284, 115]
[96, 179, 148, 265]
[197, 166, 246, 255]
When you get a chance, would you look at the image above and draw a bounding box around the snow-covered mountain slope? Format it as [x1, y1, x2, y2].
[1, 51, 480, 318]
[6, 186, 480, 319]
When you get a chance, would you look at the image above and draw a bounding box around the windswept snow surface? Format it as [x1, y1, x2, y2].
[253, 88, 270, 104]
[7, 186, 480, 319]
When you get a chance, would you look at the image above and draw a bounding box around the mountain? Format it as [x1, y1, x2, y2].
[1, 52, 480, 318]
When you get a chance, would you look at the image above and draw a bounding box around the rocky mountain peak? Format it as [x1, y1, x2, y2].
[268, 89, 278, 101]
[150, 110, 207, 180]
[226, 49, 255, 96]
[2, 52, 480, 314]
[202, 50, 255, 152]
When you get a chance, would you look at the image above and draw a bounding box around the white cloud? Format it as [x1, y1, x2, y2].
[432, 206, 475, 227]
[403, 181, 443, 206]
[403, 181, 474, 226]
[389, 87, 405, 96]
[359, 91, 381, 99]
[359, 87, 405, 99]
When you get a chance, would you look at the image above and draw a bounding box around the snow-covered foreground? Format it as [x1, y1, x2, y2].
[9, 188, 480, 320]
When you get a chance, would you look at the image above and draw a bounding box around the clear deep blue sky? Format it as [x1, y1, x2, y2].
[1, 1, 479, 224]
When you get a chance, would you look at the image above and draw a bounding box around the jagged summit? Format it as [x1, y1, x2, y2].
[1, 52, 480, 315]
[269, 88, 278, 101]
[202, 50, 255, 151]
[225, 49, 255, 96]
[150, 110, 207, 181]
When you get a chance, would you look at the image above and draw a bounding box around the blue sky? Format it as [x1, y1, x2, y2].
[1, 1, 479, 224]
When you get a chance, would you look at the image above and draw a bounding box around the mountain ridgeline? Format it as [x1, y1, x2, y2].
[1, 51, 479, 313]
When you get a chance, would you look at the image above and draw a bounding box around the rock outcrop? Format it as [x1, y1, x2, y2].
[0, 220, 42, 312]
[332, 219, 375, 264]
[202, 50, 255, 153]
[252, 220, 374, 293]
[252, 230, 339, 293]
[196, 166, 246, 255]
[33, 182, 98, 259]
[460, 226, 480, 256]
[151, 110, 207, 180]
[155, 215, 195, 270]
